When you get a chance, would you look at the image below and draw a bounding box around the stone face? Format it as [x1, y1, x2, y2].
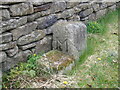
[0, 33, 12, 44]
[108, 5, 116, 11]
[96, 9, 107, 19]
[5, 46, 18, 57]
[10, 2, 34, 16]
[0, 9, 10, 21]
[78, 3, 91, 10]
[50, 1, 66, 13]
[37, 50, 75, 72]
[0, 41, 16, 51]
[19, 43, 36, 50]
[35, 36, 52, 54]
[92, 4, 100, 12]
[66, 2, 79, 8]
[58, 8, 75, 19]
[88, 13, 96, 21]
[37, 14, 58, 29]
[0, 52, 7, 63]
[27, 12, 41, 22]
[79, 8, 93, 18]
[52, 20, 87, 60]
[34, 3, 52, 12]
[99, 3, 108, 9]
[17, 30, 45, 45]
[1, 16, 27, 33]
[11, 22, 37, 40]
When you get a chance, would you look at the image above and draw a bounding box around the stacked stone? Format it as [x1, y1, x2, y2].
[0, 0, 119, 71]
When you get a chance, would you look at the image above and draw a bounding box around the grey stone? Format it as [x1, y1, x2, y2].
[17, 30, 45, 45]
[92, 4, 100, 11]
[0, 33, 12, 44]
[27, 12, 41, 22]
[58, 8, 75, 19]
[0, 9, 10, 21]
[0, 5, 9, 9]
[96, 9, 107, 19]
[1, 16, 27, 33]
[78, 3, 92, 10]
[2, 50, 31, 71]
[19, 43, 36, 50]
[10, 2, 34, 16]
[37, 14, 58, 29]
[52, 20, 87, 60]
[35, 36, 52, 54]
[79, 8, 93, 18]
[11, 22, 37, 40]
[88, 13, 96, 21]
[66, 2, 79, 8]
[106, 2, 115, 7]
[99, 3, 107, 9]
[5, 46, 18, 57]
[50, 1, 66, 13]
[68, 15, 80, 21]
[23, 50, 32, 58]
[108, 5, 116, 11]
[0, 52, 7, 63]
[0, 41, 16, 51]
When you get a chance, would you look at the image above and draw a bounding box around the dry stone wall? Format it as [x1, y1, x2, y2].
[0, 0, 119, 71]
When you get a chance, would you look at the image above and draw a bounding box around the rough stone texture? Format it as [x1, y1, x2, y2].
[108, 5, 116, 11]
[35, 36, 52, 54]
[37, 50, 75, 72]
[27, 12, 41, 22]
[37, 14, 58, 29]
[1, 16, 27, 33]
[88, 13, 96, 21]
[66, 2, 79, 9]
[0, 52, 7, 63]
[19, 43, 36, 50]
[0, 9, 10, 21]
[79, 8, 93, 17]
[5, 46, 18, 57]
[52, 20, 87, 60]
[10, 2, 34, 16]
[92, 4, 100, 11]
[0, 41, 16, 51]
[0, 33, 12, 44]
[96, 9, 107, 19]
[17, 30, 45, 45]
[50, 1, 66, 13]
[11, 22, 37, 40]
[58, 8, 75, 19]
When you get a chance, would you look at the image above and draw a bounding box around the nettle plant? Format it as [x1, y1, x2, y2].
[87, 21, 104, 34]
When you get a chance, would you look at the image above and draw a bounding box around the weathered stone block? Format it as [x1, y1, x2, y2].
[11, 22, 37, 40]
[17, 30, 45, 45]
[0, 41, 16, 51]
[52, 20, 87, 60]
[6, 46, 18, 57]
[27, 12, 41, 22]
[79, 8, 93, 18]
[0, 16, 27, 33]
[66, 2, 79, 8]
[108, 5, 116, 11]
[37, 14, 58, 29]
[10, 2, 34, 16]
[50, 1, 66, 13]
[35, 36, 52, 54]
[0, 33, 12, 44]
[78, 3, 91, 10]
[37, 50, 75, 73]
[0, 9, 10, 21]
[96, 9, 107, 19]
[92, 4, 100, 12]
[0, 52, 7, 63]
[19, 43, 36, 50]
[88, 13, 96, 21]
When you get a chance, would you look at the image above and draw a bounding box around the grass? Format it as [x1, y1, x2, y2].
[66, 8, 119, 88]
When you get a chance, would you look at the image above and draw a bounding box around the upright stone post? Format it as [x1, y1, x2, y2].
[51, 20, 87, 60]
